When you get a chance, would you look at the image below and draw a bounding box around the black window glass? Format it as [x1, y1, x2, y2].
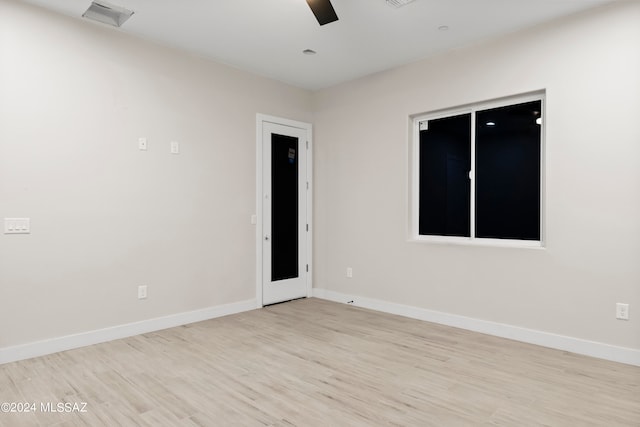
[475, 101, 541, 240]
[419, 114, 471, 237]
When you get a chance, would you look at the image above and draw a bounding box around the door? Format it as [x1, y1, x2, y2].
[258, 117, 311, 306]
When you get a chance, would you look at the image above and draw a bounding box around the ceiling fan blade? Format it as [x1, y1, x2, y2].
[306, 0, 339, 26]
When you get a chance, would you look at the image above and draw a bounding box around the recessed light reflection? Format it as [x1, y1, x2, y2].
[536, 117, 542, 125]
[486, 121, 496, 126]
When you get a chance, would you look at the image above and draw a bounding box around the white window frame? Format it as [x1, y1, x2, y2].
[410, 92, 546, 248]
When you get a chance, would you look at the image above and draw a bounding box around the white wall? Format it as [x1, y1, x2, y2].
[0, 0, 311, 349]
[313, 1, 640, 350]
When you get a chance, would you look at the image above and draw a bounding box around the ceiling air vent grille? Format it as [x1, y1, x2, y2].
[386, 0, 417, 8]
[82, 1, 134, 27]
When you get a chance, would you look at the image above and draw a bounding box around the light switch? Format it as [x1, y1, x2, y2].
[4, 218, 30, 234]
[138, 137, 147, 151]
[170, 141, 180, 154]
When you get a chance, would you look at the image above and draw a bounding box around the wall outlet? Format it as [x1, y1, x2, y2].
[170, 141, 180, 154]
[138, 285, 148, 300]
[616, 303, 629, 320]
[4, 218, 30, 234]
[346, 267, 353, 278]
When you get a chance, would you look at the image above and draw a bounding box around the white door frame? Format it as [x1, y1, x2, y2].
[256, 114, 313, 308]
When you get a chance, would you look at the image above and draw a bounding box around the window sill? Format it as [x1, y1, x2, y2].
[410, 235, 545, 249]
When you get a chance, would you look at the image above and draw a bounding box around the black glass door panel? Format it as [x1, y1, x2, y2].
[271, 133, 299, 281]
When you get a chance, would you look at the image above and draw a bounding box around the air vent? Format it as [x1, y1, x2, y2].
[386, 0, 417, 8]
[82, 1, 134, 27]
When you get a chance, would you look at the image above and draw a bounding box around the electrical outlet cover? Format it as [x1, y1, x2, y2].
[616, 303, 629, 320]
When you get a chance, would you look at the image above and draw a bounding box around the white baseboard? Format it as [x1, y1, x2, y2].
[0, 299, 256, 365]
[313, 288, 640, 367]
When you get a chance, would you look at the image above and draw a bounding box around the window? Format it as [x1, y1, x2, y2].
[412, 93, 544, 246]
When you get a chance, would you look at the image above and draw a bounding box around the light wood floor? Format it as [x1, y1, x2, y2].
[1, 298, 638, 426]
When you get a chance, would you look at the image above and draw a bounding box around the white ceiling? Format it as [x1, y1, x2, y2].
[20, 0, 612, 90]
